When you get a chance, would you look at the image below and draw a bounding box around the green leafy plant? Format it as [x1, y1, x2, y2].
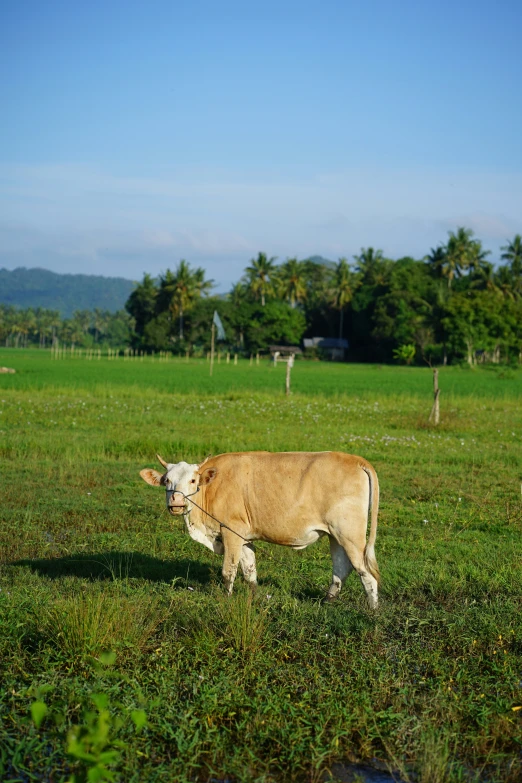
[66, 693, 125, 783]
[393, 343, 416, 364]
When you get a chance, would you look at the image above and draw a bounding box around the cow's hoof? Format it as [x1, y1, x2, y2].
[321, 593, 337, 605]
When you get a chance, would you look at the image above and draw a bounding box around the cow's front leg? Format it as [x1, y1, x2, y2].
[239, 543, 257, 590]
[221, 533, 244, 595]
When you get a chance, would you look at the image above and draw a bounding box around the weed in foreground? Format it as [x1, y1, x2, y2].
[415, 724, 452, 783]
[35, 588, 168, 662]
[213, 586, 271, 657]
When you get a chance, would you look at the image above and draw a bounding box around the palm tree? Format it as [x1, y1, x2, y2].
[501, 234, 522, 277]
[495, 265, 517, 300]
[353, 247, 389, 286]
[276, 258, 308, 308]
[72, 310, 93, 345]
[93, 308, 109, 343]
[426, 245, 447, 280]
[159, 260, 213, 340]
[467, 238, 490, 277]
[24, 309, 37, 348]
[243, 252, 277, 306]
[329, 258, 359, 339]
[470, 261, 497, 292]
[193, 266, 214, 298]
[442, 227, 480, 289]
[228, 282, 246, 309]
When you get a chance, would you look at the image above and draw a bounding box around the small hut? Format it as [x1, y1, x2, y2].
[303, 337, 348, 361]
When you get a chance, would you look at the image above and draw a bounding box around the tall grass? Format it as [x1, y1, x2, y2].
[35, 588, 168, 661]
[213, 587, 270, 657]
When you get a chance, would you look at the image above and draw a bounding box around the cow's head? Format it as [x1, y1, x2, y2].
[140, 454, 217, 516]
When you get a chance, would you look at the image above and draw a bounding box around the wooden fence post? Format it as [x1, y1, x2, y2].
[428, 368, 440, 425]
[210, 322, 215, 376]
[286, 354, 294, 396]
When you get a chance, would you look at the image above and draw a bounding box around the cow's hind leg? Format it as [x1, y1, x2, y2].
[239, 543, 258, 589]
[324, 536, 353, 603]
[338, 538, 378, 609]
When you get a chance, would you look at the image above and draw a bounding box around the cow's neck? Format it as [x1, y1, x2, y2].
[186, 493, 220, 537]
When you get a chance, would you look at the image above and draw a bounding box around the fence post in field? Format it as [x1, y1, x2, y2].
[234, 354, 238, 365]
[186, 350, 190, 362]
[286, 354, 294, 396]
[226, 352, 230, 364]
[428, 368, 440, 425]
[249, 354, 253, 366]
[256, 352, 260, 365]
[210, 322, 215, 376]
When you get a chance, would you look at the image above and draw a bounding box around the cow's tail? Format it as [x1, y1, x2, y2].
[362, 464, 380, 584]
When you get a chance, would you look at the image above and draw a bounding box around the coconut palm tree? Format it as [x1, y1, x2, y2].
[159, 260, 213, 340]
[441, 227, 481, 289]
[353, 247, 389, 286]
[495, 265, 517, 300]
[93, 308, 109, 343]
[227, 282, 245, 307]
[276, 258, 308, 308]
[329, 258, 359, 339]
[243, 252, 277, 306]
[426, 245, 447, 280]
[501, 234, 522, 277]
[466, 238, 490, 278]
[470, 261, 497, 292]
[72, 310, 93, 345]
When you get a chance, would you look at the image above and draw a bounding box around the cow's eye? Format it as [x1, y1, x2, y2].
[190, 479, 196, 484]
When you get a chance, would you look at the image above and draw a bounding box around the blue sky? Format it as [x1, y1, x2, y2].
[1, 0, 521, 291]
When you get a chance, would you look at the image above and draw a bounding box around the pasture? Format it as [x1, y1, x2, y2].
[0, 350, 521, 783]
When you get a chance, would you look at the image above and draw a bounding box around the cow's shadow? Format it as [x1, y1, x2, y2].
[11, 551, 217, 586]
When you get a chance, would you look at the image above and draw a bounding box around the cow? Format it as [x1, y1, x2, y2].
[140, 451, 380, 607]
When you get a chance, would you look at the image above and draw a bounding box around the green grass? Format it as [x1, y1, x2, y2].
[2, 348, 522, 398]
[0, 349, 521, 782]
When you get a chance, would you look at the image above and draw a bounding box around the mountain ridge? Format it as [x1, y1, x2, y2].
[0, 266, 136, 317]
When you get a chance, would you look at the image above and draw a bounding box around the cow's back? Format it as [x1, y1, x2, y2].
[199, 451, 371, 540]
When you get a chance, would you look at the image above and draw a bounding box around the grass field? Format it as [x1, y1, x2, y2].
[1, 350, 521, 783]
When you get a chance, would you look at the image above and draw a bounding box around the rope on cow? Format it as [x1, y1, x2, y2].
[173, 490, 251, 542]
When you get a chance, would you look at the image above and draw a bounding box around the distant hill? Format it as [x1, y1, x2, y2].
[0, 267, 135, 317]
[306, 255, 336, 268]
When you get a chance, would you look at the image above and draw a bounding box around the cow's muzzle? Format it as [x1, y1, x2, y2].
[166, 490, 186, 515]
[165, 486, 200, 515]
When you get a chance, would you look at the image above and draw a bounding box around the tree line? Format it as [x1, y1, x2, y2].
[0, 306, 133, 350]
[3, 229, 521, 365]
[126, 229, 522, 364]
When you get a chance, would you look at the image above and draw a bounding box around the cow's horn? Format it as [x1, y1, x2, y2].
[156, 454, 169, 469]
[199, 454, 212, 467]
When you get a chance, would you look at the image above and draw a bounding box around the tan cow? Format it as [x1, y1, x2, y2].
[140, 451, 380, 607]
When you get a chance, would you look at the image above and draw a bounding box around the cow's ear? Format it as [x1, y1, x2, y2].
[198, 467, 217, 486]
[140, 468, 164, 486]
